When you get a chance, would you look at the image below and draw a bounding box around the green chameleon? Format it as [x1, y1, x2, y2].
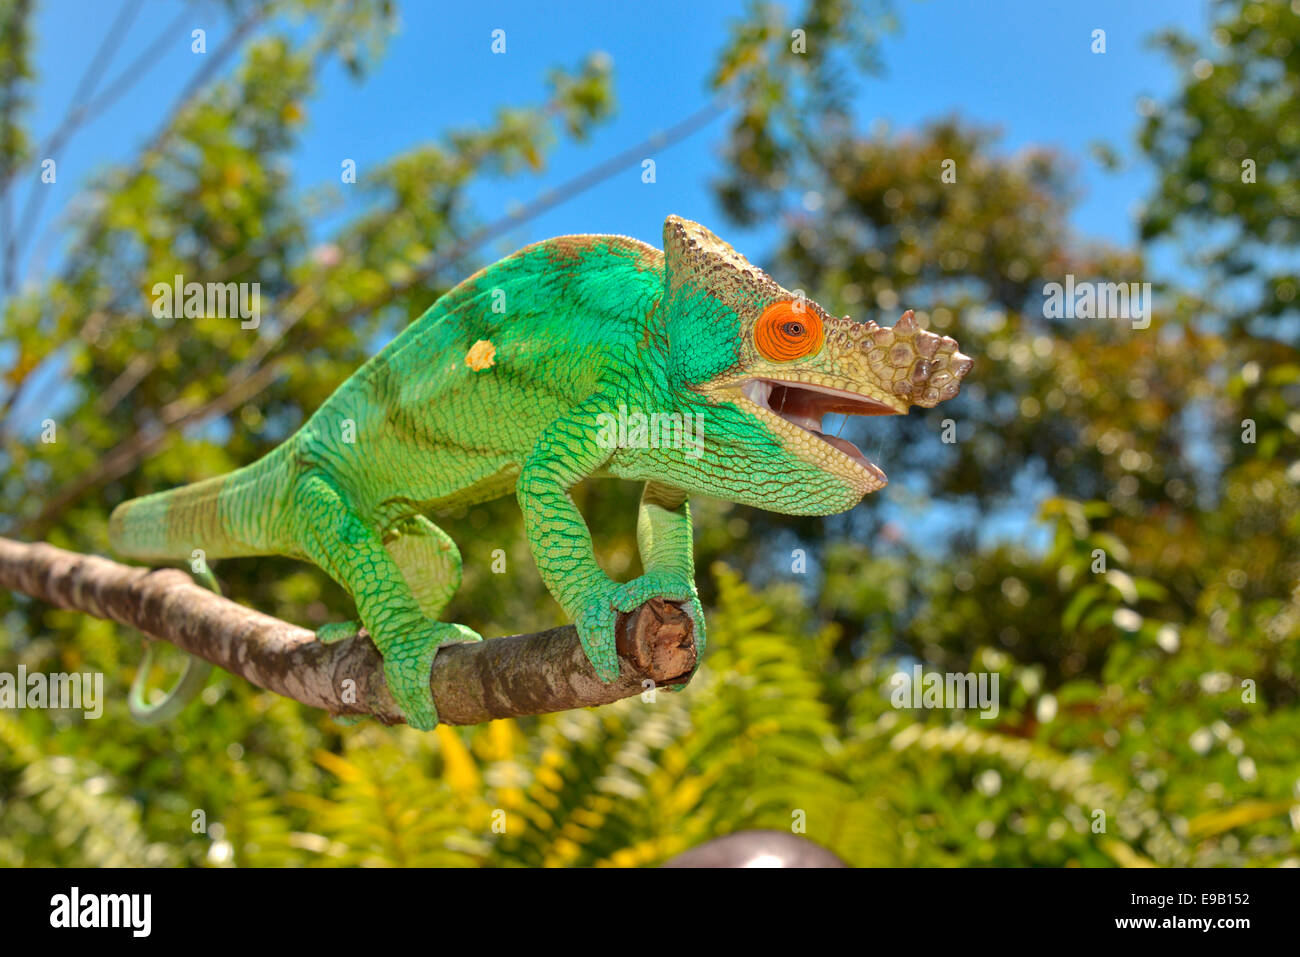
[110, 215, 972, 729]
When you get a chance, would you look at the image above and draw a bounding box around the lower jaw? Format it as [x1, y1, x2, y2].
[773, 429, 887, 490]
[775, 447, 887, 501]
[768, 477, 875, 515]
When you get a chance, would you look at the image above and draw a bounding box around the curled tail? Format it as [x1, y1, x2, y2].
[112, 451, 293, 724]
[129, 649, 212, 724]
[128, 565, 219, 725]
[109, 447, 294, 562]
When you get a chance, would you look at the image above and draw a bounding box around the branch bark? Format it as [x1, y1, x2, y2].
[0, 536, 697, 726]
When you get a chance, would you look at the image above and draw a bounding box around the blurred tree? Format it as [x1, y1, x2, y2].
[1139, 0, 1300, 339]
[699, 0, 1297, 865]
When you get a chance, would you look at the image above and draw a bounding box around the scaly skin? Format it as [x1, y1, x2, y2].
[108, 216, 972, 729]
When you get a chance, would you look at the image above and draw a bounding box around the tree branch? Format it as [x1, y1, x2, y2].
[0, 536, 697, 726]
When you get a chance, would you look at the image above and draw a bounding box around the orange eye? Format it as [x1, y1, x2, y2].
[754, 301, 823, 362]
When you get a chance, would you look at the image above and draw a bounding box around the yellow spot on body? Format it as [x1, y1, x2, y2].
[465, 339, 496, 371]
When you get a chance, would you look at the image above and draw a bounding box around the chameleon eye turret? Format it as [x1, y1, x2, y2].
[754, 301, 825, 361]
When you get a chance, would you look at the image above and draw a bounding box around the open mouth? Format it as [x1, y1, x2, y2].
[737, 378, 900, 483]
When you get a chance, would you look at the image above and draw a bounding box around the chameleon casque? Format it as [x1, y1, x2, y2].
[109, 215, 972, 729]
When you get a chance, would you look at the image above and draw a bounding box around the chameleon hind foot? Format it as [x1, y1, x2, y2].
[316, 620, 362, 644]
[380, 620, 482, 731]
[315, 621, 367, 724]
[315, 618, 482, 729]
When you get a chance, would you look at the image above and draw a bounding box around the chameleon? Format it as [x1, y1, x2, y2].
[109, 215, 972, 729]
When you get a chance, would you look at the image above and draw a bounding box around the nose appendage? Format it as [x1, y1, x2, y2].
[859, 310, 973, 408]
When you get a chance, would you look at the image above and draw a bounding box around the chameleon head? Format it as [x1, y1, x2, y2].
[661, 215, 973, 507]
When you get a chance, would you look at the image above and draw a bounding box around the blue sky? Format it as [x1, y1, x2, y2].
[19, 0, 1207, 287]
[13, 0, 1212, 551]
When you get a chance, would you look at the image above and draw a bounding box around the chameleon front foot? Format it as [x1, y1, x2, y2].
[614, 573, 706, 692]
[572, 574, 707, 686]
[613, 573, 706, 650]
[573, 591, 623, 684]
[381, 621, 481, 731]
